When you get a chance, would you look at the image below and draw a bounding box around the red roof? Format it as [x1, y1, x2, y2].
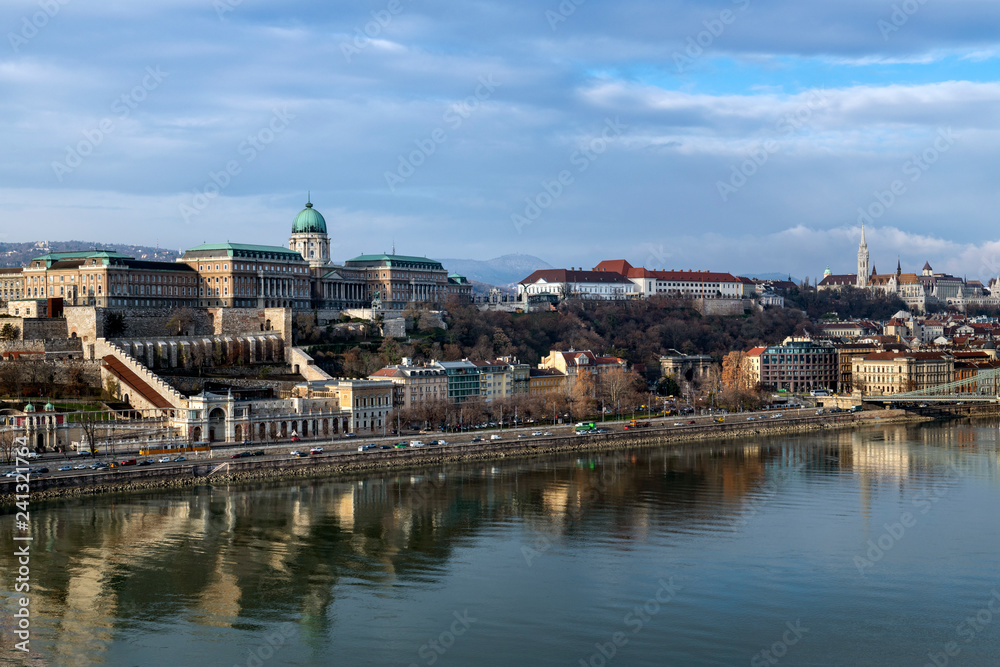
[593, 259, 634, 275]
[862, 351, 951, 361]
[519, 269, 631, 285]
[745, 346, 766, 357]
[627, 268, 739, 283]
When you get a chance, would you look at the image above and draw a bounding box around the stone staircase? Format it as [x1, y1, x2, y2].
[95, 339, 187, 410]
[289, 346, 334, 382]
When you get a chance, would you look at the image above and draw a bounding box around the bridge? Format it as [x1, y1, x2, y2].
[865, 366, 1000, 404]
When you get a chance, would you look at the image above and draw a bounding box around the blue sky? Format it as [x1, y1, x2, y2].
[1, 0, 998, 283]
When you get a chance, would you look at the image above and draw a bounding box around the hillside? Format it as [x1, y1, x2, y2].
[0, 241, 179, 267]
[439, 254, 553, 287]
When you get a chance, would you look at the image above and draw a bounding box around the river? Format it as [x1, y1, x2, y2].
[3, 420, 1000, 666]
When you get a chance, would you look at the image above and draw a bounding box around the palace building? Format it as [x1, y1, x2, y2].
[2, 199, 471, 316]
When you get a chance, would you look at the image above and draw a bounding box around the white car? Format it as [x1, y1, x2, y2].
[490, 434, 502, 440]
[159, 456, 172, 463]
[532, 431, 543, 436]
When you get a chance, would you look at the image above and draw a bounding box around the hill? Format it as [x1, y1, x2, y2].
[0, 241, 180, 267]
[439, 254, 553, 287]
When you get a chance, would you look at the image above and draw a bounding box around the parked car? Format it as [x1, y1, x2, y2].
[173, 456, 186, 462]
[290, 435, 301, 442]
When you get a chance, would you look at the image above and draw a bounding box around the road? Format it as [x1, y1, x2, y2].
[5, 406, 843, 481]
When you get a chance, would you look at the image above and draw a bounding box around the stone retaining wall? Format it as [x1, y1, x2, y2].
[0, 410, 927, 504]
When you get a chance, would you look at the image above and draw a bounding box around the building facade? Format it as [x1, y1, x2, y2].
[758, 338, 838, 393]
[851, 351, 954, 396]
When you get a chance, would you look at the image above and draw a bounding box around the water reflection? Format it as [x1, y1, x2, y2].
[4, 419, 1000, 665]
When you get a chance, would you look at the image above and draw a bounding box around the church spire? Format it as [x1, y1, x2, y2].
[857, 221, 870, 288]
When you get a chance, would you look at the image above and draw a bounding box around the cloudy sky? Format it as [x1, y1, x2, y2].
[1, 0, 998, 282]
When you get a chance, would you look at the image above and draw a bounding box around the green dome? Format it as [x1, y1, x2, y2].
[292, 201, 327, 234]
[44, 402, 55, 411]
[23, 402, 35, 413]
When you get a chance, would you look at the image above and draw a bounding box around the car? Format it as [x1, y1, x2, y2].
[252, 451, 265, 456]
[771, 414, 782, 419]
[491, 434, 502, 440]
[472, 436, 483, 443]
[32, 467, 48, 475]
[89, 462, 109, 470]
[919, 403, 928, 408]
[543, 432, 552, 436]
[290, 435, 301, 442]
[310, 447, 324, 455]
[3, 470, 21, 477]
[27, 452, 40, 459]
[358, 444, 378, 452]
[231, 452, 249, 459]
[159, 456, 172, 463]
[437, 439, 447, 446]
[58, 465, 73, 471]
[532, 431, 543, 436]
[139, 459, 155, 466]
[688, 420, 696, 425]
[815, 410, 824, 415]
[394, 442, 409, 448]
[290, 450, 304, 458]
[410, 441, 425, 447]
[379, 444, 393, 450]
[518, 433, 528, 438]
[242, 440, 252, 446]
[344, 433, 357, 438]
[73, 464, 87, 470]
[747, 417, 755, 421]
[674, 422, 684, 426]
[173, 456, 186, 462]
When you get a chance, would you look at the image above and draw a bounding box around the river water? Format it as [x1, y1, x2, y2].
[4, 421, 1000, 666]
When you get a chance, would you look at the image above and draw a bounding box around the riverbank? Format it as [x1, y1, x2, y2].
[0, 409, 931, 505]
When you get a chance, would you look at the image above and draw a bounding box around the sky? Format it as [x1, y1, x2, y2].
[1, 0, 998, 283]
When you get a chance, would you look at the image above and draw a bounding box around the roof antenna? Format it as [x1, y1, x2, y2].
[392, 238, 396, 255]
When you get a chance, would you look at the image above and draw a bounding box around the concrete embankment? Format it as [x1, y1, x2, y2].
[0, 409, 928, 505]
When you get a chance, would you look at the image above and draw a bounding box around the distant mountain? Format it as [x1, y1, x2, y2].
[745, 272, 801, 283]
[0, 240, 180, 267]
[439, 254, 553, 288]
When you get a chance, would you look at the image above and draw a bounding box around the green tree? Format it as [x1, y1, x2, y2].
[104, 311, 127, 338]
[0, 322, 20, 341]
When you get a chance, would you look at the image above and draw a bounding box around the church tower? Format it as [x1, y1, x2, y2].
[289, 197, 331, 268]
[857, 222, 869, 288]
